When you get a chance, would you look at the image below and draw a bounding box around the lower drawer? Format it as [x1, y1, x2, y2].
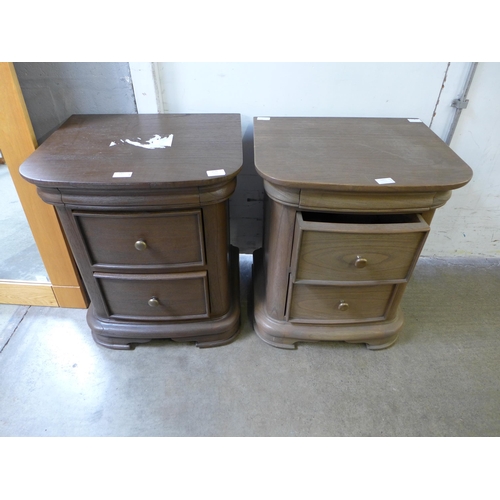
[288, 283, 395, 323]
[95, 271, 209, 321]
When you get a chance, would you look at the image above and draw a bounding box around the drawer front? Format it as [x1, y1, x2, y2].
[294, 212, 429, 282]
[289, 284, 395, 323]
[95, 271, 209, 321]
[75, 210, 205, 269]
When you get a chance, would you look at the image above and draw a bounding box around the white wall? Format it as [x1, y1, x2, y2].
[156, 62, 467, 137]
[424, 62, 500, 257]
[134, 62, 499, 256]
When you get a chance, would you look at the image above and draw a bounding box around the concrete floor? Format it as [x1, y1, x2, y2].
[1, 255, 499, 437]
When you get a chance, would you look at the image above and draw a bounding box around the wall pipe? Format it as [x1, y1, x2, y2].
[445, 62, 479, 145]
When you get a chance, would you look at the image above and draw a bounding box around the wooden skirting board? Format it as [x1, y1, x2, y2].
[0, 281, 58, 307]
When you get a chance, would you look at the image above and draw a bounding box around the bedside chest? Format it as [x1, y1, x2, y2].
[20, 114, 243, 349]
[252, 117, 473, 349]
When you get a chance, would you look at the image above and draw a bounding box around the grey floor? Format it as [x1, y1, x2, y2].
[1, 254, 499, 437]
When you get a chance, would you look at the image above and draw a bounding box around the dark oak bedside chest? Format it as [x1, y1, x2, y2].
[20, 114, 243, 349]
[252, 117, 473, 350]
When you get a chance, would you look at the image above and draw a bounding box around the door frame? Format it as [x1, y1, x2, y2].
[0, 62, 88, 307]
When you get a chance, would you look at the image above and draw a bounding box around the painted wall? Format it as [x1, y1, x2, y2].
[154, 62, 495, 254]
[157, 62, 470, 139]
[14, 62, 137, 143]
[424, 63, 500, 257]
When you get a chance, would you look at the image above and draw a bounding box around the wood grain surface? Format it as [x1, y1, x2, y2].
[293, 212, 429, 282]
[75, 210, 205, 269]
[289, 283, 395, 322]
[254, 117, 473, 192]
[20, 114, 243, 189]
[95, 271, 209, 321]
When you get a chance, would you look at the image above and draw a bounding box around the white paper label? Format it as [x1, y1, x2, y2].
[206, 169, 226, 177]
[408, 118, 422, 123]
[375, 177, 395, 185]
[113, 172, 133, 178]
[257, 117, 271, 120]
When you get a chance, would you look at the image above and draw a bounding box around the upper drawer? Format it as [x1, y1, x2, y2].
[74, 210, 205, 270]
[293, 211, 429, 283]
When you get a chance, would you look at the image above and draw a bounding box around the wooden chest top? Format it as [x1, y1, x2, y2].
[253, 117, 473, 193]
[20, 114, 243, 189]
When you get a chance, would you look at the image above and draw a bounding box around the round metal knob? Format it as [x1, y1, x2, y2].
[148, 297, 159, 307]
[135, 239, 147, 251]
[338, 300, 349, 311]
[354, 256, 368, 268]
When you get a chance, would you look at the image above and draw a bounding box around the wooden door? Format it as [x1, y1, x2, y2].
[0, 62, 87, 307]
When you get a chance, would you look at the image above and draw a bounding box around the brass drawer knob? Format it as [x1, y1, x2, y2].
[148, 297, 159, 307]
[354, 256, 368, 268]
[338, 300, 349, 311]
[135, 239, 147, 251]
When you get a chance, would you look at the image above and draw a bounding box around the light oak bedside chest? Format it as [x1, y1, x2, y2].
[252, 117, 473, 350]
[20, 114, 243, 350]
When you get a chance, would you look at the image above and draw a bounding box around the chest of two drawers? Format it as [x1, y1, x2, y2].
[19, 113, 244, 349]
